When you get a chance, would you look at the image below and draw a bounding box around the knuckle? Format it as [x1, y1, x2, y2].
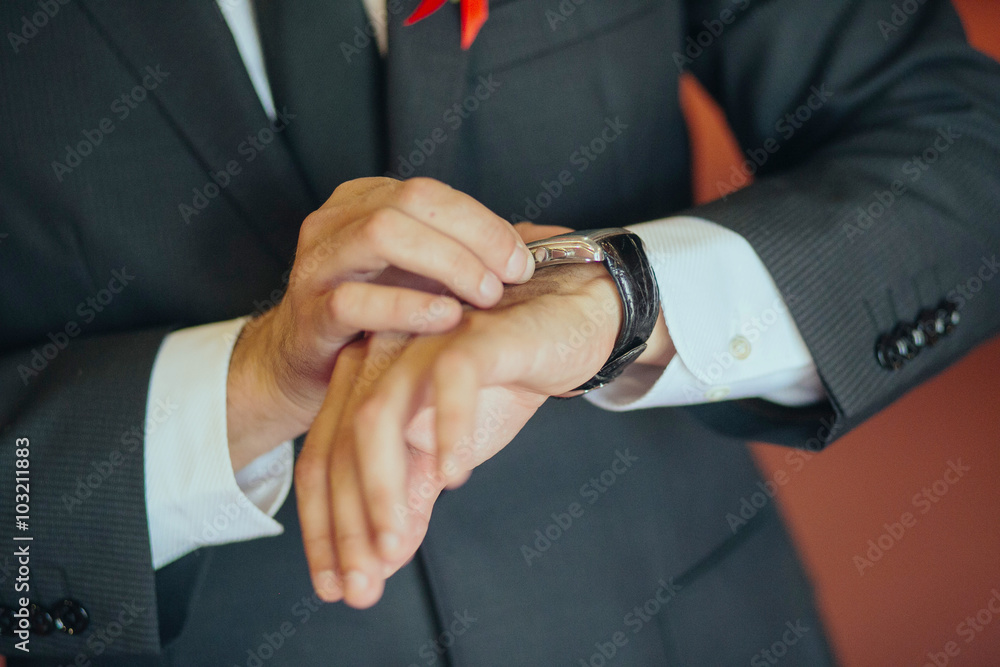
[386, 289, 416, 322]
[327, 181, 351, 204]
[396, 177, 438, 209]
[363, 209, 398, 249]
[299, 210, 325, 242]
[354, 396, 385, 430]
[442, 248, 476, 282]
[335, 530, 370, 556]
[326, 283, 361, 324]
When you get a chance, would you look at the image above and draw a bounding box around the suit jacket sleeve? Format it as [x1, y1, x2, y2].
[0, 331, 168, 658]
[679, 0, 1000, 448]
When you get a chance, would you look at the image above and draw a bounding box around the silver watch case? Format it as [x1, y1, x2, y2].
[526, 228, 628, 268]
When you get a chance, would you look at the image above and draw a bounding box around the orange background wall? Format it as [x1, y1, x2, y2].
[680, 1, 1000, 664]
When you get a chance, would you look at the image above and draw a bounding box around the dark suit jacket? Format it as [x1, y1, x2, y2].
[2, 0, 998, 664]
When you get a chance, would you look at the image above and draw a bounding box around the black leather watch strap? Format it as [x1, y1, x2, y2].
[572, 230, 660, 393]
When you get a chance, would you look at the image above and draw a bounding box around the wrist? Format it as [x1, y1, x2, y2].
[227, 311, 314, 471]
[637, 308, 674, 368]
[546, 262, 625, 391]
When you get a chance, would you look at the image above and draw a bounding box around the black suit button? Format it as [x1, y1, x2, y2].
[29, 602, 54, 636]
[894, 323, 924, 357]
[52, 599, 89, 635]
[917, 309, 944, 346]
[876, 333, 908, 370]
[0, 605, 15, 637]
[938, 300, 960, 335]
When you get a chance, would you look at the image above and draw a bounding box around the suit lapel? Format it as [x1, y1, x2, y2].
[76, 0, 314, 262]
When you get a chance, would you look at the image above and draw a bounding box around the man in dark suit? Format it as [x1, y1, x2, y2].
[2, 0, 999, 664]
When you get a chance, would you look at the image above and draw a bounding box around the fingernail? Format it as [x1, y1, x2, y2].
[315, 570, 341, 601]
[505, 246, 530, 282]
[479, 273, 503, 301]
[519, 246, 535, 282]
[378, 531, 400, 557]
[344, 570, 368, 598]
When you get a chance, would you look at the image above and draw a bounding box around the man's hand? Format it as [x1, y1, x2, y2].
[226, 178, 536, 470]
[295, 234, 673, 607]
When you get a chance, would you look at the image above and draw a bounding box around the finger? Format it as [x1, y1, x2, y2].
[295, 341, 367, 602]
[379, 465, 440, 580]
[445, 469, 472, 489]
[316, 282, 462, 342]
[330, 440, 386, 609]
[354, 339, 441, 563]
[432, 348, 480, 482]
[344, 208, 508, 308]
[389, 178, 534, 284]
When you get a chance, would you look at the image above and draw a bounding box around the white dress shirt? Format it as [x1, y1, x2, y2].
[144, 0, 825, 569]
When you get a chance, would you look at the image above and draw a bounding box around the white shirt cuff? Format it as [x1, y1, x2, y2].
[144, 317, 293, 570]
[586, 216, 826, 411]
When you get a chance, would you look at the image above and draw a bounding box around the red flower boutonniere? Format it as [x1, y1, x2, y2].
[404, 0, 489, 50]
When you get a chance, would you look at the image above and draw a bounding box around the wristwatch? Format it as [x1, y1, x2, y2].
[526, 228, 661, 394]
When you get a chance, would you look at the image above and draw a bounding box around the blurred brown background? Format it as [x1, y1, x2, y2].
[680, 1, 1000, 664]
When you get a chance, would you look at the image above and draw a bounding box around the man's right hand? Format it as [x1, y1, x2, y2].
[226, 177, 535, 470]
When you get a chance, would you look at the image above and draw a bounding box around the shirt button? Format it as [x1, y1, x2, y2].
[730, 336, 751, 360]
[705, 387, 731, 402]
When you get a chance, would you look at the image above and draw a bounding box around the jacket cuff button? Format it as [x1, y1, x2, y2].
[53, 599, 90, 635]
[29, 602, 54, 636]
[876, 333, 907, 370]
